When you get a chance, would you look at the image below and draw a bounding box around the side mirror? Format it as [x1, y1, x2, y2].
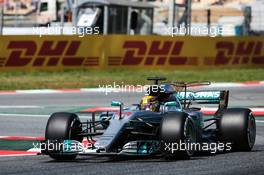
[130, 11, 138, 30]
[111, 101, 123, 119]
[161, 101, 181, 113]
[111, 101, 123, 107]
[164, 101, 177, 107]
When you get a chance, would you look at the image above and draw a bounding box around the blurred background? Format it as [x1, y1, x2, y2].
[0, 0, 263, 89]
[0, 0, 263, 36]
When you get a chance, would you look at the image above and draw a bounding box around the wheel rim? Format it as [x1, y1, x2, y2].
[184, 118, 196, 155]
[69, 118, 82, 142]
[247, 114, 256, 148]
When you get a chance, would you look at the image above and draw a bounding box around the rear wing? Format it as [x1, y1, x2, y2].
[172, 81, 229, 112]
[175, 90, 229, 110]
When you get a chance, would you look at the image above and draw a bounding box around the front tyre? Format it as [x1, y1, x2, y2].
[160, 112, 196, 160]
[45, 112, 82, 160]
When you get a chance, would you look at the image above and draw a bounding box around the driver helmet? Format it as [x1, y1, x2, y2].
[140, 96, 159, 112]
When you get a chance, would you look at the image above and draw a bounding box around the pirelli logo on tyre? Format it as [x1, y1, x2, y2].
[0, 35, 263, 70]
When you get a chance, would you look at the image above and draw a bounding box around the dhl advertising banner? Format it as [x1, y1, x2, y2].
[0, 36, 104, 70]
[0, 35, 263, 70]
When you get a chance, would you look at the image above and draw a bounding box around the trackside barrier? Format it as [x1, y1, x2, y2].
[0, 35, 263, 70]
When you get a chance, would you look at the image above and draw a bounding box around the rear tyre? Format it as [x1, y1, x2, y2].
[160, 112, 196, 160]
[45, 112, 82, 160]
[218, 108, 256, 151]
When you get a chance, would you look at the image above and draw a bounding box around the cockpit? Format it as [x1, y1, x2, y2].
[140, 82, 182, 113]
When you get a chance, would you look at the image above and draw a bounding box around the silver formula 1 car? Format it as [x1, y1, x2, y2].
[41, 77, 256, 160]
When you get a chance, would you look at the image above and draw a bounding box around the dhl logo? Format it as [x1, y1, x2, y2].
[215, 41, 264, 65]
[0, 41, 99, 67]
[108, 41, 264, 66]
[108, 41, 196, 66]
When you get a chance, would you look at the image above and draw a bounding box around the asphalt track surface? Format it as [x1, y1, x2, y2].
[0, 86, 264, 175]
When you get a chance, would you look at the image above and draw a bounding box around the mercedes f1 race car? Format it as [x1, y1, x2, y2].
[41, 77, 256, 160]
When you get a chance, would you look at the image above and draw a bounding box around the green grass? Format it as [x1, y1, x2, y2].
[0, 69, 263, 90]
[0, 140, 37, 150]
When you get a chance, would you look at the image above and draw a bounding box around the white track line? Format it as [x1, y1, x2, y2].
[0, 113, 92, 119]
[0, 106, 43, 109]
[0, 113, 49, 117]
[0, 154, 37, 157]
